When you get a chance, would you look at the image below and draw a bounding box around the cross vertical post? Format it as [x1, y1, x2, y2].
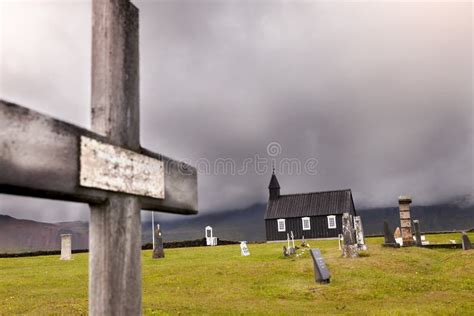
[89, 0, 141, 314]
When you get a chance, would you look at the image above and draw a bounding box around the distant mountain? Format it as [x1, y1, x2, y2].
[1, 200, 473, 253]
[0, 215, 88, 253]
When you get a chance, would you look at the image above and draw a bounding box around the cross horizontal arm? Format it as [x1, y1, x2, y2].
[0, 100, 197, 214]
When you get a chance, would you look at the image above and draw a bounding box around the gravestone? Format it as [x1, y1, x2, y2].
[342, 213, 359, 257]
[0, 0, 198, 313]
[301, 236, 307, 248]
[205, 226, 217, 246]
[413, 220, 422, 247]
[287, 233, 295, 255]
[152, 224, 165, 259]
[461, 233, 472, 250]
[60, 234, 72, 260]
[290, 231, 296, 249]
[353, 216, 367, 251]
[309, 249, 331, 284]
[288, 247, 296, 255]
[240, 241, 250, 256]
[383, 221, 400, 248]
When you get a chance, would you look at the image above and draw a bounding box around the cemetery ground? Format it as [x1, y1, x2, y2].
[0, 233, 473, 315]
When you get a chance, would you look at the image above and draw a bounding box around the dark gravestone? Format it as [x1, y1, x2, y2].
[383, 221, 400, 248]
[310, 249, 330, 284]
[152, 225, 165, 259]
[413, 220, 422, 247]
[461, 233, 472, 250]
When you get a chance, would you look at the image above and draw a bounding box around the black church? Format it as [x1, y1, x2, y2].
[264, 172, 357, 241]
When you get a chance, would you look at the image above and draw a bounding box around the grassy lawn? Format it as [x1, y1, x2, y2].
[0, 233, 473, 315]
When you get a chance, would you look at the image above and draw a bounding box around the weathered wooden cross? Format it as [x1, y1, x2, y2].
[0, 0, 198, 314]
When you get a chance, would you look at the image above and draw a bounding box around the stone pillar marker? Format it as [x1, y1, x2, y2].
[399, 195, 414, 247]
[60, 234, 72, 260]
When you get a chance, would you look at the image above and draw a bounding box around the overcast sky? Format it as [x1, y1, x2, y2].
[0, 0, 472, 223]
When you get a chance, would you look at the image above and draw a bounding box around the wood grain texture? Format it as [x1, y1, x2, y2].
[89, 1, 142, 314]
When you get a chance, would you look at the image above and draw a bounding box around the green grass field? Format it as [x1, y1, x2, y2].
[1, 233, 473, 315]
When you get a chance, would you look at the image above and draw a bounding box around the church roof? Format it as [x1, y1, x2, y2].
[264, 189, 356, 219]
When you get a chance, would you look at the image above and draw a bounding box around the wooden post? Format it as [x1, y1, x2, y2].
[89, 1, 141, 314]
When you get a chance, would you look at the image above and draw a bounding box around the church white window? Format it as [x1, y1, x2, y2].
[327, 215, 336, 229]
[302, 217, 311, 230]
[277, 219, 286, 232]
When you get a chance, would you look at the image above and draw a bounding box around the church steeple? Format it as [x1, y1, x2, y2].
[268, 168, 280, 200]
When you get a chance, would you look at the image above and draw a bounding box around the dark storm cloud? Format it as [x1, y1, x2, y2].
[0, 0, 472, 222]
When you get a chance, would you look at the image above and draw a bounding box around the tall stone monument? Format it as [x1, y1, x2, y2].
[398, 196, 414, 247]
[152, 224, 165, 259]
[342, 213, 359, 257]
[60, 234, 72, 260]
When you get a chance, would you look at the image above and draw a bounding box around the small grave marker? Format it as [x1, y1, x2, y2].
[383, 221, 400, 248]
[152, 224, 165, 259]
[205, 226, 217, 246]
[60, 234, 72, 261]
[310, 249, 330, 284]
[301, 236, 307, 248]
[240, 241, 250, 256]
[353, 216, 367, 251]
[413, 220, 422, 247]
[461, 233, 472, 251]
[286, 233, 295, 255]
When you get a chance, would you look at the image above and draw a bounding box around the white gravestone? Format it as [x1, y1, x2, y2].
[240, 241, 250, 256]
[353, 216, 367, 251]
[60, 234, 72, 260]
[205, 226, 217, 246]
